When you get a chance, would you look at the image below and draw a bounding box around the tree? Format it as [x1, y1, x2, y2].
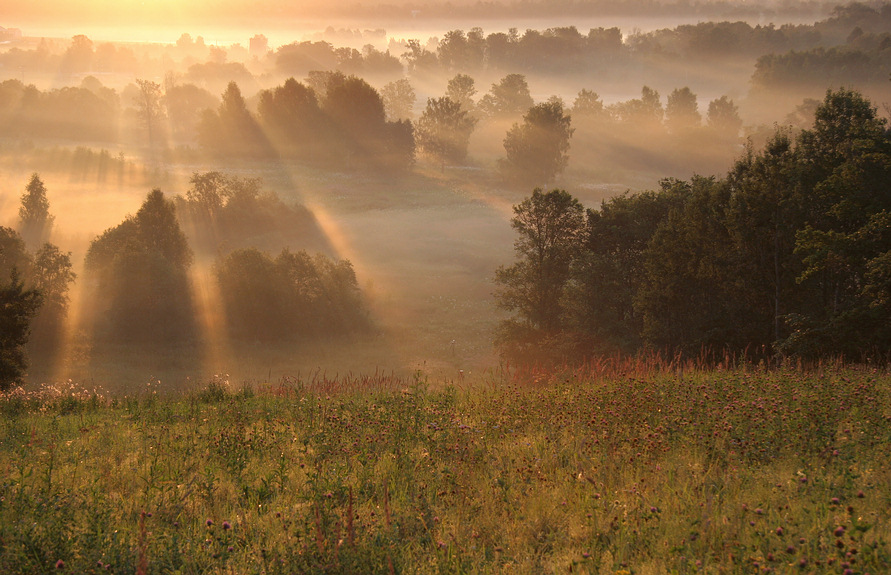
[564, 188, 682, 353]
[0, 270, 42, 390]
[665, 87, 701, 133]
[445, 74, 477, 114]
[610, 86, 663, 129]
[84, 190, 195, 343]
[197, 81, 268, 157]
[727, 130, 803, 346]
[380, 78, 416, 121]
[18, 173, 54, 250]
[571, 89, 605, 119]
[29, 243, 76, 353]
[257, 77, 323, 158]
[134, 79, 165, 152]
[494, 189, 585, 355]
[163, 82, 218, 141]
[216, 247, 368, 342]
[322, 75, 415, 171]
[707, 96, 743, 137]
[478, 74, 534, 118]
[0, 226, 31, 282]
[500, 100, 574, 185]
[415, 97, 478, 170]
[61, 34, 94, 74]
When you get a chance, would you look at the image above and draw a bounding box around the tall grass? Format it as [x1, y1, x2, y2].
[0, 364, 888, 573]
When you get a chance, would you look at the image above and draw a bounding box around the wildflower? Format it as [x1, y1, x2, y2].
[55, 559, 65, 569]
[834, 526, 845, 537]
[222, 520, 231, 530]
[831, 497, 840, 505]
[776, 526, 784, 536]
[206, 519, 214, 527]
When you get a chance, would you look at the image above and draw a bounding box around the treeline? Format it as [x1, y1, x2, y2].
[198, 76, 414, 170]
[0, 79, 119, 141]
[495, 89, 891, 362]
[0, 173, 369, 389]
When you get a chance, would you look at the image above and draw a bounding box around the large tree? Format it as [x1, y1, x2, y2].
[494, 189, 585, 355]
[84, 189, 195, 343]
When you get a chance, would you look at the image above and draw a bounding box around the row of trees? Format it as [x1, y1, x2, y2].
[0, 173, 370, 389]
[495, 88, 891, 362]
[402, 5, 891, 76]
[197, 77, 414, 170]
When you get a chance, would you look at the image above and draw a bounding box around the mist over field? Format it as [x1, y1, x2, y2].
[1, 0, 890, 392]
[3, 3, 891, 574]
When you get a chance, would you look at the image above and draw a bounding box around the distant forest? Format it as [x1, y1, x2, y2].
[0, 2, 889, 180]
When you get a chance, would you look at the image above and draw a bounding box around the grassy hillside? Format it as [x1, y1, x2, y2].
[1, 362, 889, 573]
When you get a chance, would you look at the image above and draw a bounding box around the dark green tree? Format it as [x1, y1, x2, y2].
[564, 188, 682, 353]
[726, 130, 803, 346]
[494, 189, 585, 357]
[0, 270, 42, 390]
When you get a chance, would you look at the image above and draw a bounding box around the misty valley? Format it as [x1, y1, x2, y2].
[1, 0, 891, 572]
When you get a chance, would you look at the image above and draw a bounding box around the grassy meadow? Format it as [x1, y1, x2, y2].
[1, 360, 889, 573]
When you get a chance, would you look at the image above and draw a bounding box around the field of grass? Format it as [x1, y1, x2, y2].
[1, 361, 889, 574]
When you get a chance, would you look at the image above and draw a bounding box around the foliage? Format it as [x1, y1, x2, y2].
[215, 248, 370, 342]
[444, 73, 477, 114]
[84, 189, 195, 344]
[414, 97, 478, 169]
[380, 78, 416, 121]
[133, 79, 165, 150]
[500, 100, 574, 185]
[28, 243, 76, 354]
[197, 82, 269, 158]
[497, 89, 891, 362]
[0, 269, 42, 390]
[477, 73, 534, 118]
[494, 189, 585, 360]
[665, 86, 702, 133]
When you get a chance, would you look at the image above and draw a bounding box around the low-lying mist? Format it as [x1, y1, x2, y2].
[2, 2, 890, 391]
